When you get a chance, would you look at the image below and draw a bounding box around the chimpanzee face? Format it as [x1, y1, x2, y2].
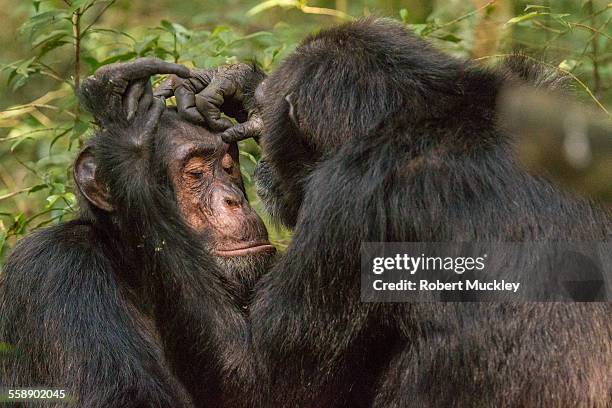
[164, 117, 274, 258]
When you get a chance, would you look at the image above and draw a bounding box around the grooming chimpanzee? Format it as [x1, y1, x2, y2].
[0, 58, 275, 407]
[175, 18, 611, 407]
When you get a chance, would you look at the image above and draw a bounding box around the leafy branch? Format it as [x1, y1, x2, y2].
[474, 54, 610, 117]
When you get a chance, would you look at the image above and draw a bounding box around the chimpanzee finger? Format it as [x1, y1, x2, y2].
[174, 84, 206, 124]
[137, 80, 154, 117]
[153, 77, 175, 98]
[96, 58, 189, 84]
[187, 68, 216, 91]
[143, 96, 166, 139]
[118, 58, 190, 81]
[194, 79, 236, 131]
[221, 116, 263, 144]
[124, 79, 147, 122]
[195, 93, 233, 131]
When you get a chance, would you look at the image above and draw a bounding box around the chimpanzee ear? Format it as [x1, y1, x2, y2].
[74, 146, 114, 212]
[285, 93, 299, 127]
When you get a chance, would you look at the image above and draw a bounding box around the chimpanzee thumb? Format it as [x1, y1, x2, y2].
[221, 116, 263, 144]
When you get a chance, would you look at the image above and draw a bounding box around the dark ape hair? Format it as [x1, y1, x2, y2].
[247, 17, 612, 408]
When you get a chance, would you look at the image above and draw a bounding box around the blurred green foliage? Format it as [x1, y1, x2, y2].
[0, 0, 610, 265]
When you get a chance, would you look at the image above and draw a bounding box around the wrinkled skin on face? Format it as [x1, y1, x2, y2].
[158, 110, 275, 259]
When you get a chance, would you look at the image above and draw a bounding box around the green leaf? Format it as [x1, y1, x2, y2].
[16, 57, 36, 76]
[239, 150, 258, 165]
[46, 194, 61, 208]
[433, 33, 462, 43]
[52, 183, 67, 194]
[558, 59, 577, 71]
[506, 12, 549, 26]
[10, 213, 28, 235]
[82, 56, 100, 71]
[10, 75, 29, 92]
[62, 192, 77, 207]
[20, 10, 70, 39]
[32, 30, 70, 49]
[160, 20, 176, 33]
[39, 40, 71, 58]
[241, 167, 252, 183]
[524, 5, 550, 11]
[84, 28, 136, 41]
[10, 137, 34, 152]
[134, 35, 160, 55]
[98, 52, 138, 67]
[399, 9, 409, 24]
[230, 31, 274, 45]
[551, 13, 571, 28]
[247, 0, 300, 16]
[407, 23, 434, 37]
[49, 128, 71, 150]
[28, 184, 49, 194]
[211, 25, 231, 37]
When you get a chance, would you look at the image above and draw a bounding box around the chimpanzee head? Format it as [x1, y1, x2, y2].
[253, 17, 466, 228]
[74, 108, 275, 273]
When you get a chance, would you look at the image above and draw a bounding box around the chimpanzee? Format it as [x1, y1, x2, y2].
[0, 58, 275, 407]
[173, 18, 612, 408]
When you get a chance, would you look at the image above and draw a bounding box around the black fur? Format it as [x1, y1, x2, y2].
[248, 17, 612, 407]
[0, 106, 256, 407]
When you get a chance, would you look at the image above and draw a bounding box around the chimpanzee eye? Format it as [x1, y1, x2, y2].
[188, 170, 204, 179]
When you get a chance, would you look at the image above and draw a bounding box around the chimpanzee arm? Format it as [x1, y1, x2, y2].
[80, 58, 256, 403]
[0, 222, 194, 407]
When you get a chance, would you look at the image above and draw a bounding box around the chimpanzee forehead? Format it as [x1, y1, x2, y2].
[157, 109, 225, 153]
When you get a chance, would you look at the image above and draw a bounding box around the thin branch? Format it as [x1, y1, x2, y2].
[432, 1, 495, 33]
[82, 0, 98, 14]
[4, 104, 76, 119]
[25, 208, 56, 224]
[36, 62, 72, 86]
[571, 23, 612, 40]
[14, 155, 43, 180]
[0, 187, 34, 202]
[586, 1, 601, 96]
[572, 15, 610, 73]
[0, 127, 69, 143]
[532, 21, 563, 34]
[541, 4, 611, 51]
[35, 213, 70, 229]
[72, 10, 82, 92]
[82, 0, 117, 36]
[474, 54, 610, 117]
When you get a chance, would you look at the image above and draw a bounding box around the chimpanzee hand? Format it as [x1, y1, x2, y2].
[79, 58, 190, 135]
[156, 63, 265, 142]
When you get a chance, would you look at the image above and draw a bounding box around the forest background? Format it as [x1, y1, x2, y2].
[0, 0, 609, 263]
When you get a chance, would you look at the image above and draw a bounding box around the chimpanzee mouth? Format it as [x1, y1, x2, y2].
[214, 241, 276, 257]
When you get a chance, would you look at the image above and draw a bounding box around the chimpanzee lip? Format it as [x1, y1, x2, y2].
[214, 241, 276, 257]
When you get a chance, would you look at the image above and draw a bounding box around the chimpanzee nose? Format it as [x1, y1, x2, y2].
[223, 195, 242, 210]
[214, 184, 245, 211]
